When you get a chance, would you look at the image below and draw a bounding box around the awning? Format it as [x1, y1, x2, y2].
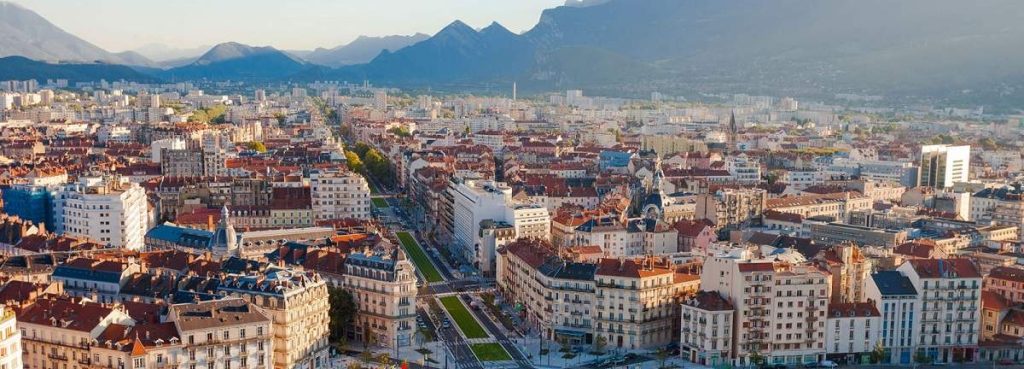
[554, 329, 587, 337]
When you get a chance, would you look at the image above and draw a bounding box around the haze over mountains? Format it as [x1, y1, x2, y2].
[0, 2, 129, 64]
[2, 0, 1024, 105]
[304, 33, 430, 67]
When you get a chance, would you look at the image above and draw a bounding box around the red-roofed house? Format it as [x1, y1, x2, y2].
[985, 266, 1024, 305]
[673, 219, 715, 255]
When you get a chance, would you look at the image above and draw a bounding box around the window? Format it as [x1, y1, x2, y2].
[133, 358, 145, 369]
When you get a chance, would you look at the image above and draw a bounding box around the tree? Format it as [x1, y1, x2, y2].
[869, 341, 886, 364]
[914, 351, 931, 365]
[360, 350, 373, 364]
[274, 112, 287, 125]
[558, 337, 570, 353]
[593, 335, 607, 356]
[656, 348, 669, 369]
[387, 126, 412, 138]
[749, 351, 765, 367]
[979, 137, 999, 150]
[247, 141, 267, 153]
[328, 287, 358, 345]
[352, 142, 372, 158]
[345, 151, 364, 173]
[377, 353, 391, 367]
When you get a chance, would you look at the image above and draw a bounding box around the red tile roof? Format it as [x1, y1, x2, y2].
[738, 262, 777, 273]
[906, 258, 981, 279]
[989, 266, 1024, 283]
[982, 291, 1011, 311]
[595, 257, 674, 278]
[19, 297, 116, 332]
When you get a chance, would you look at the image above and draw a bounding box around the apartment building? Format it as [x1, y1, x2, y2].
[310, 168, 371, 221]
[218, 270, 330, 369]
[448, 179, 549, 275]
[341, 249, 417, 348]
[0, 306, 21, 369]
[824, 303, 881, 364]
[570, 217, 678, 258]
[694, 188, 767, 230]
[18, 297, 135, 369]
[700, 250, 830, 366]
[91, 322, 183, 369]
[51, 257, 141, 303]
[864, 271, 919, 364]
[971, 183, 1024, 240]
[984, 266, 1024, 304]
[814, 244, 872, 303]
[679, 291, 733, 366]
[51, 176, 149, 249]
[167, 299, 273, 369]
[594, 257, 694, 350]
[495, 238, 596, 345]
[897, 258, 983, 363]
[766, 192, 872, 224]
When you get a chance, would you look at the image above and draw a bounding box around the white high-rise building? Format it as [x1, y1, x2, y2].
[448, 179, 548, 275]
[310, 168, 371, 221]
[150, 137, 187, 163]
[52, 176, 149, 249]
[918, 145, 970, 188]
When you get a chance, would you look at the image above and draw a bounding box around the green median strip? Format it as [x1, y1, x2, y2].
[439, 296, 489, 339]
[396, 231, 443, 283]
[372, 197, 389, 208]
[470, 343, 512, 361]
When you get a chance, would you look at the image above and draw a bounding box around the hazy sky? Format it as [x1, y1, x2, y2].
[11, 0, 566, 51]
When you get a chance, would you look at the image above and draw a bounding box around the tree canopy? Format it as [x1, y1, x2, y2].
[188, 104, 228, 124]
[247, 141, 267, 153]
[328, 286, 358, 344]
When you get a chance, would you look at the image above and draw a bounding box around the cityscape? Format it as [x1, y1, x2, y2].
[1, 1, 1024, 369]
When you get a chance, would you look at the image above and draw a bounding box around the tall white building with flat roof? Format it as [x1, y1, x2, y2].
[449, 179, 548, 275]
[919, 145, 970, 188]
[310, 168, 371, 221]
[52, 176, 149, 249]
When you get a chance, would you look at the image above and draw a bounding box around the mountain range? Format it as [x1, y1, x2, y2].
[2, 0, 1024, 108]
[157, 42, 308, 81]
[304, 33, 430, 67]
[0, 2, 130, 64]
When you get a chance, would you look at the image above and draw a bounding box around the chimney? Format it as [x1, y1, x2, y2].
[207, 215, 214, 231]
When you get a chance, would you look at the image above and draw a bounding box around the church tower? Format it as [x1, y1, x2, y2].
[727, 111, 738, 153]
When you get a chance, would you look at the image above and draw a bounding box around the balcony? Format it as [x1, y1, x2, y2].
[48, 353, 69, 361]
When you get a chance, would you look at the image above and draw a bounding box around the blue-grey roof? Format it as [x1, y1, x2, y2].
[872, 271, 918, 296]
[538, 259, 596, 281]
[147, 224, 213, 249]
[599, 150, 632, 168]
[53, 265, 122, 284]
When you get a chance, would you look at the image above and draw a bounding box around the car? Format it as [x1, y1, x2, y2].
[773, 364, 788, 369]
[442, 321, 451, 328]
[998, 359, 1015, 365]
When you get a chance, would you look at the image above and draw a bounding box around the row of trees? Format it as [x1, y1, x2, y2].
[346, 142, 396, 187]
